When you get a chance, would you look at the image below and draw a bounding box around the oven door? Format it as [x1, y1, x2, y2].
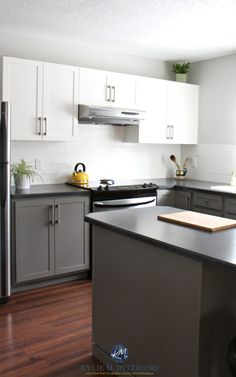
[93, 196, 157, 212]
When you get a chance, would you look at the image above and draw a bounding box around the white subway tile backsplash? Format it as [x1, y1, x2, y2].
[11, 124, 181, 184]
[181, 144, 236, 184]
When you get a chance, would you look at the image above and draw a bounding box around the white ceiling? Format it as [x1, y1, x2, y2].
[1, 0, 236, 62]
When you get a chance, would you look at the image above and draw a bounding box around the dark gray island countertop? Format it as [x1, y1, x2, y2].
[11, 183, 90, 199]
[86, 206, 236, 269]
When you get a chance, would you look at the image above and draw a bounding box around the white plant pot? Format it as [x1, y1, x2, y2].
[15, 175, 31, 190]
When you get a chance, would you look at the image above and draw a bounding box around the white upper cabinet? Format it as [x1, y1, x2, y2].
[167, 82, 199, 144]
[79, 67, 137, 109]
[125, 77, 199, 145]
[2, 57, 78, 141]
[43, 63, 78, 141]
[110, 72, 136, 109]
[79, 68, 109, 107]
[135, 77, 167, 143]
[2, 57, 43, 141]
[2, 57, 199, 144]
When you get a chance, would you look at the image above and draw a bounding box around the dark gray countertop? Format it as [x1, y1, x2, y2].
[11, 183, 90, 199]
[86, 206, 236, 269]
[152, 178, 236, 194]
[10, 179, 236, 199]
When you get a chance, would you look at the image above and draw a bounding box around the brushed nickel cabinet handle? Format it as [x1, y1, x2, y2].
[43, 117, 47, 136]
[171, 125, 174, 140]
[37, 117, 42, 135]
[112, 86, 115, 102]
[166, 125, 170, 139]
[49, 205, 55, 225]
[106, 85, 111, 102]
[55, 204, 60, 224]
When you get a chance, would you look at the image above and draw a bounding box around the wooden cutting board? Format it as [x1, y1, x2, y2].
[158, 211, 236, 232]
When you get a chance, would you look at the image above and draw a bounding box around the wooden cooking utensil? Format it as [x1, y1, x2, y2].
[170, 155, 180, 169]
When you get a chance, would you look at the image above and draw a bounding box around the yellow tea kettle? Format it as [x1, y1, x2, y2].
[72, 163, 89, 186]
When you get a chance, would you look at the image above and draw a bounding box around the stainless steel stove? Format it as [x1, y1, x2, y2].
[67, 179, 159, 212]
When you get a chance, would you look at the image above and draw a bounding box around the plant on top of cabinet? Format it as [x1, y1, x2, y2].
[172, 62, 190, 83]
[11, 159, 41, 189]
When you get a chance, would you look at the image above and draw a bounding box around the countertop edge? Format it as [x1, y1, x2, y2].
[85, 212, 236, 270]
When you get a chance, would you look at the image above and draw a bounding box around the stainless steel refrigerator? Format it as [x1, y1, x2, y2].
[0, 102, 11, 304]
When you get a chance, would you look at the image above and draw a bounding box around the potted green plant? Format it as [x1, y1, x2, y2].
[172, 62, 190, 83]
[11, 159, 41, 189]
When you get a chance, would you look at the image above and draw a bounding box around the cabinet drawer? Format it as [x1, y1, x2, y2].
[224, 197, 236, 216]
[193, 192, 223, 211]
[192, 206, 222, 217]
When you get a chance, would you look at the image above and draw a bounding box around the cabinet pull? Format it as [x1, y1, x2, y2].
[55, 204, 60, 224]
[43, 117, 47, 136]
[49, 205, 55, 225]
[112, 86, 115, 102]
[166, 125, 170, 139]
[170, 125, 174, 139]
[106, 85, 111, 102]
[37, 117, 42, 135]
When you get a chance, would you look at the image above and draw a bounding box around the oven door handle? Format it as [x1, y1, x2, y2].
[94, 198, 156, 208]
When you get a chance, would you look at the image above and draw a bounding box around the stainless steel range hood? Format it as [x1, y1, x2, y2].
[78, 105, 146, 126]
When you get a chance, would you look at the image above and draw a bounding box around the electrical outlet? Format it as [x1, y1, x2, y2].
[35, 158, 44, 170]
[191, 157, 197, 168]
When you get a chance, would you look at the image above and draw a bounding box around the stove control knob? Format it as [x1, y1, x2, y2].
[142, 183, 148, 188]
[148, 182, 153, 187]
[98, 185, 103, 190]
[104, 185, 110, 191]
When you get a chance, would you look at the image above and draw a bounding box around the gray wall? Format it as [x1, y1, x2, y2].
[0, 31, 172, 79]
[189, 53, 236, 145]
[182, 53, 236, 184]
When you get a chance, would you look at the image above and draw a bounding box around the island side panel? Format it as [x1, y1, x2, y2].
[92, 226, 202, 377]
[199, 262, 236, 377]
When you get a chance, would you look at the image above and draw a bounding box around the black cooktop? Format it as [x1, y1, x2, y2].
[66, 181, 159, 200]
[67, 182, 159, 192]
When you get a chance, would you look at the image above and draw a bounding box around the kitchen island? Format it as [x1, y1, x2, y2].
[86, 206, 236, 377]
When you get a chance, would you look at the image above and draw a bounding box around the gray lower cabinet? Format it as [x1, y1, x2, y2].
[175, 190, 191, 210]
[192, 192, 223, 216]
[13, 196, 90, 283]
[55, 197, 89, 274]
[224, 197, 236, 219]
[14, 198, 55, 282]
[158, 189, 175, 206]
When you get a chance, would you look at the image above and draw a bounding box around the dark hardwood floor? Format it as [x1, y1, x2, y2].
[0, 280, 100, 377]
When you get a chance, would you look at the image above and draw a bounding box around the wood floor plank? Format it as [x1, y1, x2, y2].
[0, 280, 105, 377]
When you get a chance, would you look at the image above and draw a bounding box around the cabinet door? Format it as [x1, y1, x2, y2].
[14, 199, 54, 283]
[3, 57, 43, 141]
[55, 197, 90, 275]
[158, 189, 175, 206]
[79, 67, 110, 107]
[224, 197, 236, 219]
[167, 82, 199, 144]
[111, 72, 136, 109]
[43, 63, 78, 141]
[175, 190, 192, 210]
[136, 77, 168, 143]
